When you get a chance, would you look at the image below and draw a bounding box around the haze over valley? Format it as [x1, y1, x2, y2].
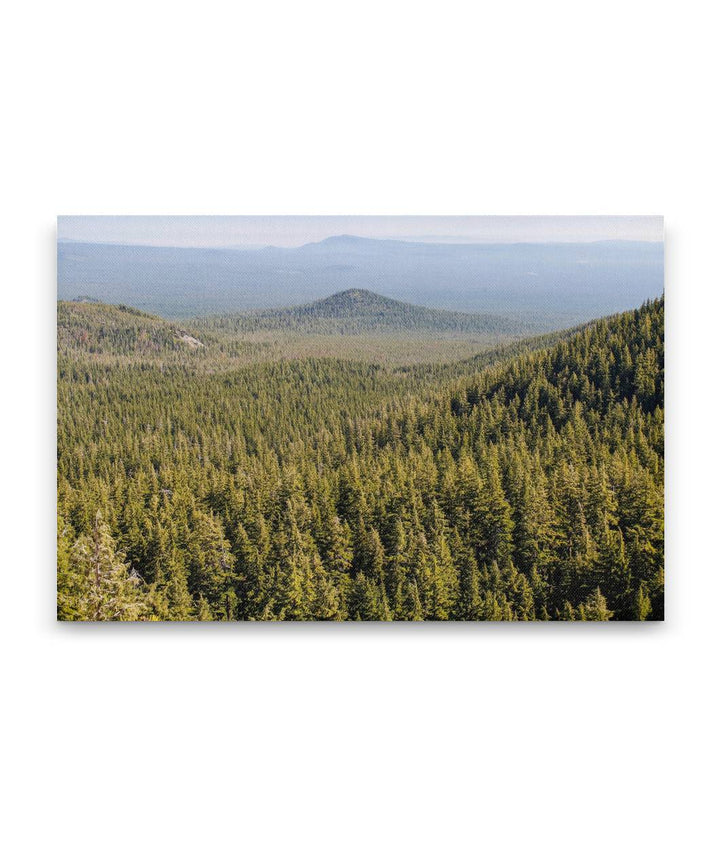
[58, 234, 663, 327]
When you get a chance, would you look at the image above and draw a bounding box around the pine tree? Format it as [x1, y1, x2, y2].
[57, 515, 78, 620]
[558, 601, 577, 621]
[309, 555, 343, 620]
[396, 577, 424, 621]
[634, 582, 652, 621]
[186, 511, 236, 618]
[163, 549, 195, 620]
[451, 530, 481, 620]
[65, 511, 148, 621]
[348, 574, 383, 620]
[479, 453, 514, 566]
[582, 588, 613, 621]
[196, 595, 214, 621]
[423, 533, 457, 620]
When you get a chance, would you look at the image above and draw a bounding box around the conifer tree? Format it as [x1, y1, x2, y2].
[57, 515, 77, 620]
[479, 453, 514, 566]
[309, 554, 343, 620]
[65, 511, 148, 621]
[163, 549, 194, 621]
[455, 540, 481, 620]
[559, 601, 577, 621]
[634, 582, 652, 621]
[396, 578, 424, 621]
[186, 511, 236, 618]
[424, 534, 457, 620]
[582, 588, 613, 621]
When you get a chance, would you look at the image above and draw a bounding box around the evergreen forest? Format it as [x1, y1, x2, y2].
[57, 293, 664, 621]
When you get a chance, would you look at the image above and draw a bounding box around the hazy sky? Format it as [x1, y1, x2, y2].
[58, 215, 663, 248]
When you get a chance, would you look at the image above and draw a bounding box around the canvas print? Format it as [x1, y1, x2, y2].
[57, 216, 664, 621]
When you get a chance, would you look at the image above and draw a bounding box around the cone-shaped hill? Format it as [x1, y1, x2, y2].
[207, 289, 528, 336]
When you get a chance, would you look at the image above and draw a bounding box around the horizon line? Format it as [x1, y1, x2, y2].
[57, 234, 665, 251]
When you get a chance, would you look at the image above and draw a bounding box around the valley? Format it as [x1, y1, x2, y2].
[57, 289, 664, 621]
[60, 289, 539, 367]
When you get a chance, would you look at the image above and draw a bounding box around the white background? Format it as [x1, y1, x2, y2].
[2, 1, 718, 854]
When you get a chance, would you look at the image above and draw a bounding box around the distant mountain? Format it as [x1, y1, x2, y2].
[212, 288, 527, 335]
[57, 236, 664, 326]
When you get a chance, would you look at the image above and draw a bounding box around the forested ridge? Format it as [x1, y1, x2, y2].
[58, 300, 206, 357]
[57, 298, 664, 621]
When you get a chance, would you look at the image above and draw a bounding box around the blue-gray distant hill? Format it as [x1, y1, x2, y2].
[58, 235, 664, 327]
[200, 288, 528, 336]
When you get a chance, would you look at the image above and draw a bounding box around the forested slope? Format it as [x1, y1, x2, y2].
[199, 289, 527, 336]
[58, 300, 206, 356]
[60, 297, 536, 368]
[57, 299, 663, 621]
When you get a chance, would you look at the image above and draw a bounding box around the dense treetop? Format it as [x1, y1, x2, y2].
[57, 297, 664, 621]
